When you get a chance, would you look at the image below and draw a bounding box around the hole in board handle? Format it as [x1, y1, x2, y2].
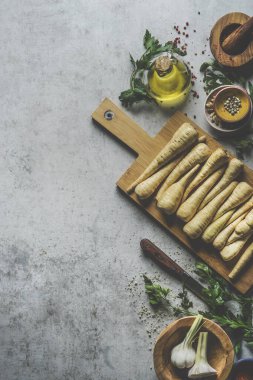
[104, 110, 114, 121]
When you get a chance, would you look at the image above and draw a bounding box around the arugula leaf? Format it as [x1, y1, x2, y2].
[119, 29, 186, 107]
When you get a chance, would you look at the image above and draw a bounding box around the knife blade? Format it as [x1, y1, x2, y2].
[140, 238, 206, 303]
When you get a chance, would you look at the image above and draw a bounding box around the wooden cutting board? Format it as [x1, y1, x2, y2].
[92, 98, 253, 294]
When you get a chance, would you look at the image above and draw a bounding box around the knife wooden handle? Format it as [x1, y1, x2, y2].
[140, 239, 184, 276]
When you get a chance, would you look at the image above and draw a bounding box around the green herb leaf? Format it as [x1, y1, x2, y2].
[143, 29, 160, 50]
[178, 287, 193, 311]
[129, 53, 136, 68]
[200, 62, 211, 72]
[143, 275, 170, 306]
[234, 138, 253, 159]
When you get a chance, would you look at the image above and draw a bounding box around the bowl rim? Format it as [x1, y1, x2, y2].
[153, 316, 234, 380]
[233, 357, 253, 367]
[204, 85, 252, 134]
[213, 86, 251, 123]
[231, 358, 253, 379]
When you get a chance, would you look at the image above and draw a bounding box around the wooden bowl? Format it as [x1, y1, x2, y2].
[153, 317, 234, 380]
[214, 86, 251, 123]
[210, 12, 253, 67]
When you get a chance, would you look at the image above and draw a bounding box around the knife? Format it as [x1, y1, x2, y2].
[140, 238, 206, 303]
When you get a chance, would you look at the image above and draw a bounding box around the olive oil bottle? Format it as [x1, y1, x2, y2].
[148, 56, 191, 108]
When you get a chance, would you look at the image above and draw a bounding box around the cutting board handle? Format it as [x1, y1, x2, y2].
[92, 98, 153, 155]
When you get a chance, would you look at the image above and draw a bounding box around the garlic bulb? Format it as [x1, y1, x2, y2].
[171, 314, 203, 369]
[188, 332, 217, 378]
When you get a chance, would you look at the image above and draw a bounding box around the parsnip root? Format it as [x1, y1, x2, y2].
[127, 123, 198, 193]
[156, 143, 211, 201]
[220, 233, 252, 261]
[214, 182, 253, 220]
[135, 155, 183, 199]
[199, 158, 243, 209]
[228, 209, 253, 243]
[183, 181, 238, 239]
[202, 210, 234, 244]
[177, 167, 225, 223]
[213, 213, 248, 250]
[229, 242, 253, 279]
[157, 165, 200, 215]
[182, 148, 228, 201]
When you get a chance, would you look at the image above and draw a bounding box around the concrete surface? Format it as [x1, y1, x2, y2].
[0, 1, 252, 379]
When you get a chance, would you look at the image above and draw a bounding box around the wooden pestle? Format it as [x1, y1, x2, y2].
[222, 16, 253, 54]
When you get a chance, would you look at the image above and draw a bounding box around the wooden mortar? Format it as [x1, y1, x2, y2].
[210, 12, 253, 67]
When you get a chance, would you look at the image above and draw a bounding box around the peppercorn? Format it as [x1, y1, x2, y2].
[223, 96, 242, 116]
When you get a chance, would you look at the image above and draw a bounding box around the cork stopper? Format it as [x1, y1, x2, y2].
[154, 56, 173, 76]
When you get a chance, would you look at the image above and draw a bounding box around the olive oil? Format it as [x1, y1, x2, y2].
[148, 56, 191, 108]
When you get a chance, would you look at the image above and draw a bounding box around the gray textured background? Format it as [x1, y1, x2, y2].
[0, 1, 252, 379]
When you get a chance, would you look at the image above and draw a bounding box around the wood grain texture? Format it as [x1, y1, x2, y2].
[210, 12, 253, 67]
[153, 317, 234, 380]
[222, 16, 253, 55]
[92, 98, 253, 294]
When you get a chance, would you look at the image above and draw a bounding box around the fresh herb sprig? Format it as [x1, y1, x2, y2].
[194, 263, 253, 353]
[200, 60, 249, 95]
[143, 274, 170, 306]
[119, 30, 186, 107]
[143, 262, 253, 354]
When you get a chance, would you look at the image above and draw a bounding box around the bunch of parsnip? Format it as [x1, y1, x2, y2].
[128, 123, 253, 280]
